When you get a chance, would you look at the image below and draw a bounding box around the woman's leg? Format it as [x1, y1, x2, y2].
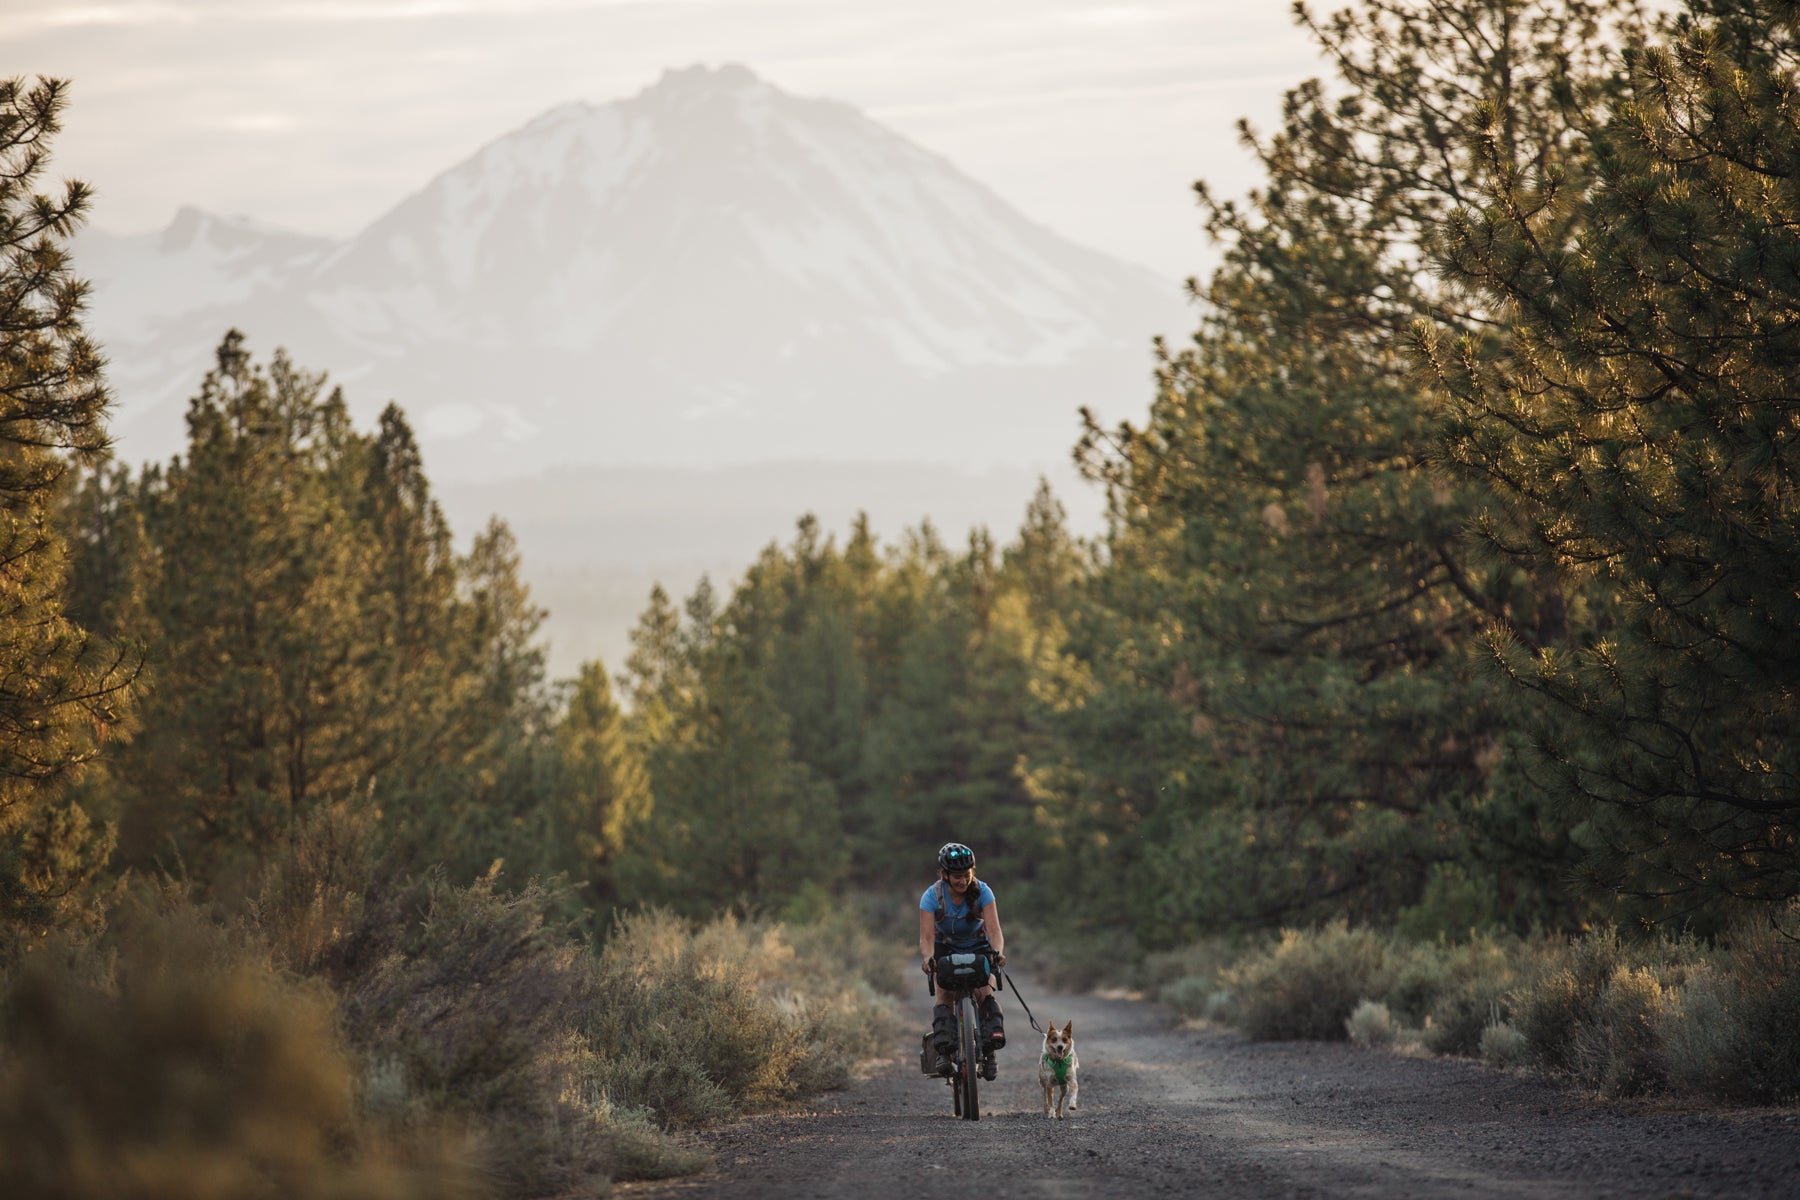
[930, 1001, 956, 1073]
[976, 984, 1005, 1049]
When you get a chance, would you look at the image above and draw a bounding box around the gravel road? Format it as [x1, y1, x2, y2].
[621, 975, 1800, 1199]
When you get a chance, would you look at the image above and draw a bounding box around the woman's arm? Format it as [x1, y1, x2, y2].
[919, 908, 937, 973]
[984, 900, 1007, 968]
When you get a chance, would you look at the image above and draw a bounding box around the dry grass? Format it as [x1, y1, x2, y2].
[0, 900, 475, 1200]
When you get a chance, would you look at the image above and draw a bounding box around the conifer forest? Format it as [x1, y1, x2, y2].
[2, 2, 1798, 1195]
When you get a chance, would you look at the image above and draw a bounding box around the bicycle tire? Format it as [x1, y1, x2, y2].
[957, 993, 980, 1120]
[951, 1037, 962, 1119]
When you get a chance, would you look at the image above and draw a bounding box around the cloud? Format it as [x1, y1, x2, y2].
[208, 112, 301, 133]
[1059, 5, 1163, 28]
[11, 0, 740, 28]
[12, 3, 197, 31]
[871, 73, 1309, 123]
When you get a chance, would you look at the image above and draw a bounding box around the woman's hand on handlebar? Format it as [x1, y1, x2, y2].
[993, 951, 1007, 969]
[921, 957, 935, 975]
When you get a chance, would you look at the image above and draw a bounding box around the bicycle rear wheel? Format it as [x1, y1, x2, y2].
[957, 994, 980, 1120]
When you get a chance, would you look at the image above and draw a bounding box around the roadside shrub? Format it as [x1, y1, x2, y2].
[591, 1102, 711, 1182]
[1345, 999, 1396, 1048]
[244, 796, 377, 975]
[1510, 929, 1628, 1077]
[1145, 937, 1241, 1020]
[784, 904, 908, 1000]
[1384, 941, 1451, 1029]
[1224, 921, 1396, 1041]
[1030, 925, 1141, 993]
[1509, 929, 1699, 1095]
[1588, 966, 1674, 1095]
[585, 910, 899, 1129]
[1659, 912, 1800, 1104]
[1420, 935, 1520, 1057]
[336, 871, 612, 1197]
[0, 903, 472, 1200]
[1142, 938, 1239, 993]
[1160, 974, 1239, 1023]
[1479, 1021, 1528, 1068]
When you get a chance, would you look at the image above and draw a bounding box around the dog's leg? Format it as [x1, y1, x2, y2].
[1068, 1072, 1079, 1111]
[1042, 1080, 1053, 1118]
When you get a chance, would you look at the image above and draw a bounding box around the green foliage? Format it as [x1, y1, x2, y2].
[616, 631, 845, 916]
[111, 335, 379, 877]
[0, 76, 139, 942]
[243, 795, 377, 976]
[1480, 1022, 1529, 1068]
[546, 661, 650, 894]
[1424, 0, 1800, 917]
[67, 334, 554, 890]
[1142, 936, 1242, 1020]
[1045, 0, 1639, 941]
[612, 491, 1089, 913]
[1415, 936, 1520, 1057]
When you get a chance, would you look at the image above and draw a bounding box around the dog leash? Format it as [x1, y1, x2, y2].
[997, 968, 1046, 1035]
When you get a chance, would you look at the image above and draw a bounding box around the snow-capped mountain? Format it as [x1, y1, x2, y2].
[78, 64, 1182, 481]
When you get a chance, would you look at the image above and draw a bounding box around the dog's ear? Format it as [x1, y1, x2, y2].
[1064, 1020, 1074, 1037]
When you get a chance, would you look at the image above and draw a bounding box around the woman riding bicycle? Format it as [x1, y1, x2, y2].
[919, 842, 1007, 1075]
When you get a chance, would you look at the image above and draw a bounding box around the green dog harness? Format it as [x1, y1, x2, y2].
[1041, 1052, 1072, 1084]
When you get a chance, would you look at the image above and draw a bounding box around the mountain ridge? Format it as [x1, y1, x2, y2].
[77, 62, 1179, 480]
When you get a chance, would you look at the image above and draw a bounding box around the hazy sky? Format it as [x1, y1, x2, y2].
[12, 0, 1326, 280]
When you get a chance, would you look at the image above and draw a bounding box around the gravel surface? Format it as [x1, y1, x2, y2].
[620, 975, 1800, 1199]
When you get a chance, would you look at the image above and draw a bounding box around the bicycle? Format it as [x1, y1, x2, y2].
[920, 950, 1000, 1121]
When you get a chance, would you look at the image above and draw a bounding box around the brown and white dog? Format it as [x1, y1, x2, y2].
[1038, 1020, 1079, 1119]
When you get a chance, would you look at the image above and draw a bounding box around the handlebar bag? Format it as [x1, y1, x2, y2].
[933, 952, 991, 989]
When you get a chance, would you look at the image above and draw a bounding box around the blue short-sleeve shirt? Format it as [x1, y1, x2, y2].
[920, 879, 995, 948]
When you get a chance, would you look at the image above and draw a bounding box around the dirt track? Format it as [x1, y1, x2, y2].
[622, 975, 1800, 1199]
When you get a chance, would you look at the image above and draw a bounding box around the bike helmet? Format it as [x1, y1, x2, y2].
[936, 842, 976, 873]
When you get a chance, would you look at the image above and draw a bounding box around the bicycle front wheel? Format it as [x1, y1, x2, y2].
[957, 994, 980, 1120]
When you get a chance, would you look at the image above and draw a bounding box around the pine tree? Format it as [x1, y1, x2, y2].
[416, 516, 559, 883]
[724, 516, 869, 805]
[621, 583, 687, 745]
[112, 334, 378, 877]
[1424, 0, 1800, 917]
[1004, 478, 1089, 624]
[58, 460, 141, 639]
[0, 77, 139, 939]
[357, 403, 469, 791]
[549, 661, 650, 890]
[614, 580, 844, 915]
[1057, 1, 1638, 939]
